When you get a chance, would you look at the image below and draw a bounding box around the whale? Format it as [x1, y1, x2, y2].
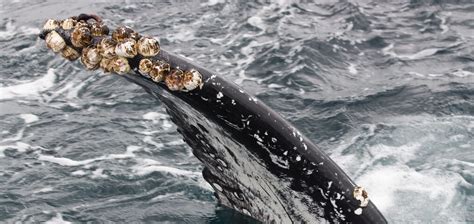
[38, 15, 387, 222]
[123, 50, 387, 223]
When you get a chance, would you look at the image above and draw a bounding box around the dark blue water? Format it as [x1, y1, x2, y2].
[0, 0, 473, 223]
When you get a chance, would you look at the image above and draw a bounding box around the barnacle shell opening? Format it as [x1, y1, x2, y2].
[139, 58, 153, 74]
[137, 37, 160, 57]
[112, 57, 131, 74]
[90, 22, 109, 37]
[61, 18, 76, 30]
[43, 19, 60, 31]
[81, 47, 102, 70]
[149, 66, 164, 82]
[112, 26, 139, 42]
[99, 57, 113, 73]
[182, 69, 203, 92]
[149, 61, 170, 82]
[165, 69, 184, 91]
[61, 46, 80, 61]
[75, 20, 89, 28]
[71, 26, 92, 48]
[115, 38, 138, 58]
[98, 37, 116, 58]
[45, 30, 66, 53]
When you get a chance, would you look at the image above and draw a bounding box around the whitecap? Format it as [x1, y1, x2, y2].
[247, 16, 265, 30]
[44, 213, 72, 224]
[0, 142, 31, 157]
[19, 113, 39, 124]
[142, 111, 168, 123]
[0, 68, 57, 100]
[132, 164, 199, 177]
[348, 63, 358, 74]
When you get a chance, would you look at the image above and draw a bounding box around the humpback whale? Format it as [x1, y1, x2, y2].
[39, 14, 387, 223]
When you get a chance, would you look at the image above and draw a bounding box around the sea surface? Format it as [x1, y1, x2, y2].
[0, 0, 473, 223]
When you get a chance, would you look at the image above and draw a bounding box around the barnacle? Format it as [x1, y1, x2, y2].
[138, 58, 153, 74]
[182, 69, 203, 92]
[61, 18, 76, 30]
[71, 26, 92, 48]
[149, 60, 170, 82]
[165, 68, 184, 91]
[137, 36, 160, 57]
[353, 186, 369, 207]
[111, 57, 131, 74]
[81, 47, 102, 70]
[90, 22, 109, 37]
[115, 38, 138, 58]
[41, 14, 204, 93]
[99, 57, 113, 73]
[45, 30, 66, 53]
[61, 46, 80, 61]
[43, 19, 60, 31]
[112, 26, 139, 42]
[75, 20, 89, 28]
[98, 37, 116, 58]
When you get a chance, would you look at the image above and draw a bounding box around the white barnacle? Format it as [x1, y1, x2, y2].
[81, 47, 102, 70]
[149, 60, 170, 82]
[111, 57, 131, 74]
[112, 26, 139, 42]
[61, 18, 76, 30]
[138, 58, 153, 74]
[45, 30, 66, 53]
[60, 46, 80, 61]
[165, 69, 184, 91]
[182, 69, 203, 92]
[99, 57, 113, 73]
[353, 186, 369, 207]
[137, 36, 160, 57]
[90, 22, 109, 37]
[43, 19, 60, 31]
[71, 26, 92, 48]
[98, 37, 116, 59]
[115, 38, 138, 58]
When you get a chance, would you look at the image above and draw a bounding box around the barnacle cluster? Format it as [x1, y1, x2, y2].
[39, 14, 203, 92]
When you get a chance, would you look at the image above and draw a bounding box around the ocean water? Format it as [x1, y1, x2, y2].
[0, 0, 473, 223]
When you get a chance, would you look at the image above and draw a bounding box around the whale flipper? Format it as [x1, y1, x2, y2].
[123, 50, 387, 223]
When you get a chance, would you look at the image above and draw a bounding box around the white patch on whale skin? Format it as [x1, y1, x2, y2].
[212, 183, 223, 192]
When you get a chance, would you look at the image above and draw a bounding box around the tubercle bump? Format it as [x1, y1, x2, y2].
[40, 14, 203, 92]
